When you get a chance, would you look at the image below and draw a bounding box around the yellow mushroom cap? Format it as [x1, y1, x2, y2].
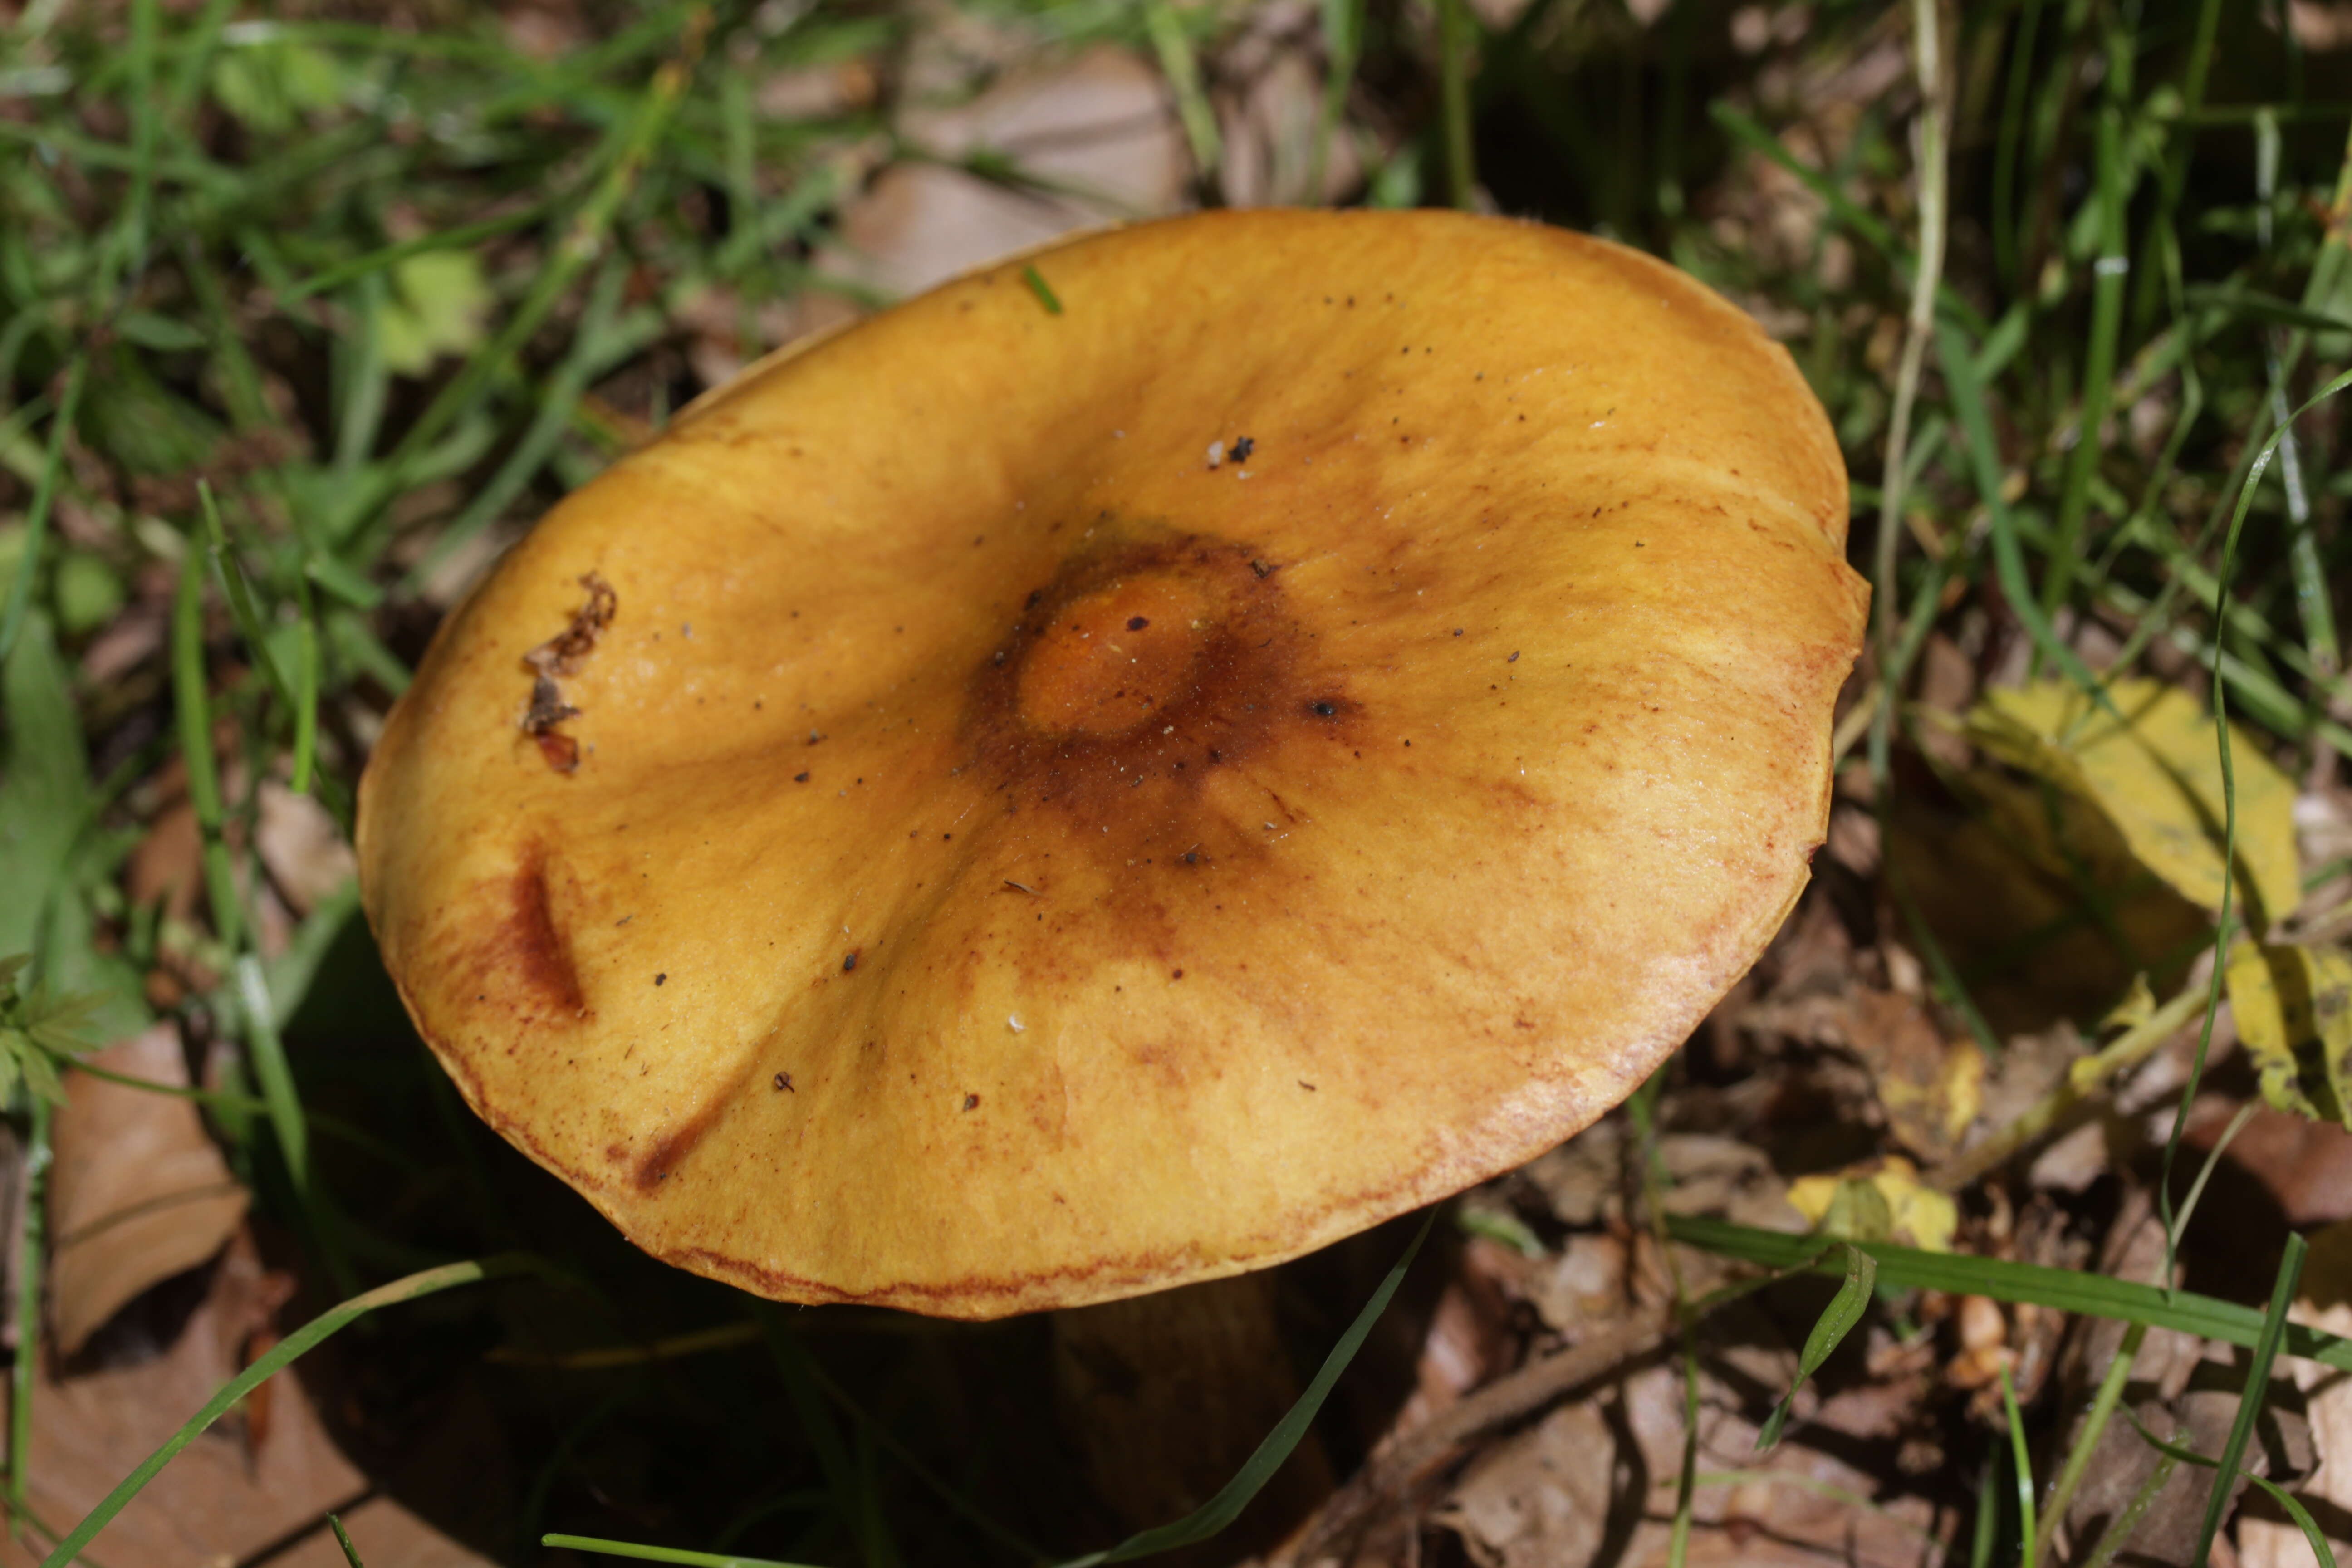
[357, 210, 1866, 1318]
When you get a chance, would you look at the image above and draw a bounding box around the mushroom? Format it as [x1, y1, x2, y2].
[356, 210, 1865, 1321]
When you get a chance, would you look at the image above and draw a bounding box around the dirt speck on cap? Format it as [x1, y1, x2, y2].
[520, 573, 617, 773]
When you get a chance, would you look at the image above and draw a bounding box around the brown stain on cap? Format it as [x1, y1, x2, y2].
[965, 530, 1362, 869]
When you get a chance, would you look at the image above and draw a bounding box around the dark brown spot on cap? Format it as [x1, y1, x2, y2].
[959, 531, 1365, 876]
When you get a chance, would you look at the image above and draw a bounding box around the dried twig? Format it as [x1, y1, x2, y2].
[1277, 1303, 1675, 1566]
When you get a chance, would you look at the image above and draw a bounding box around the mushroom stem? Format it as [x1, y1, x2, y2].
[1052, 1271, 1333, 1552]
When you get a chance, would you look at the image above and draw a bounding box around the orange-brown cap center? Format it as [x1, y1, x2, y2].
[1014, 575, 1213, 737]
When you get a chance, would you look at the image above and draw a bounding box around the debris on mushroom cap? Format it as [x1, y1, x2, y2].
[355, 210, 1867, 1320]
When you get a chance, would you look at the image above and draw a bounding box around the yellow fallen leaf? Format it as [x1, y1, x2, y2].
[1785, 1156, 1957, 1253]
[1888, 782, 2209, 1033]
[2226, 940, 2352, 1128]
[374, 251, 495, 377]
[1967, 678, 2301, 931]
[1937, 1039, 1985, 1142]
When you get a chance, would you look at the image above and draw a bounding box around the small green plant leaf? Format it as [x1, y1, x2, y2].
[52, 552, 124, 637]
[113, 310, 211, 353]
[373, 252, 495, 376]
[1786, 1157, 1958, 1253]
[1757, 1242, 1876, 1451]
[2227, 941, 2352, 1127]
[210, 38, 346, 135]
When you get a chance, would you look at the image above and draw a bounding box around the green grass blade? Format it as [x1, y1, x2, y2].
[2255, 109, 2343, 684]
[2034, 1321, 2146, 1564]
[277, 199, 562, 306]
[331, 271, 389, 483]
[1308, 0, 1361, 201]
[2132, 0, 2222, 332]
[1021, 265, 1063, 316]
[2039, 98, 2129, 630]
[170, 546, 244, 956]
[2082, 1443, 2177, 1568]
[1968, 1452, 1999, 1568]
[162, 0, 237, 120]
[232, 955, 306, 1193]
[2234, 1473, 2336, 1567]
[1667, 1344, 1700, 1568]
[1933, 316, 2115, 714]
[1869, 0, 1948, 770]
[2191, 1232, 2307, 1565]
[1708, 101, 1985, 336]
[542, 1536, 812, 1568]
[40, 1258, 532, 1568]
[1665, 1215, 2352, 1372]
[1991, 0, 2044, 289]
[343, 20, 699, 546]
[328, 1512, 365, 1568]
[1144, 1, 1218, 193]
[1437, 0, 1474, 208]
[196, 482, 294, 706]
[2157, 363, 2352, 1280]
[289, 568, 320, 798]
[1999, 1362, 2037, 1568]
[112, 0, 161, 290]
[0, 354, 88, 665]
[397, 256, 645, 596]
[555, 1218, 1429, 1568]
[1757, 1242, 1875, 1451]
[787, 1349, 1043, 1562]
[9, 1095, 50, 1518]
[755, 1316, 888, 1568]
[2131, 1414, 2341, 1568]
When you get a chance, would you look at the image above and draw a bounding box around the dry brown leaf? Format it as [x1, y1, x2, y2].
[1655, 1135, 1808, 1234]
[1519, 1120, 1623, 1229]
[1523, 1233, 1630, 1335]
[2291, 1, 2352, 52]
[1209, 5, 1370, 208]
[1433, 1399, 1615, 1568]
[831, 46, 1188, 301]
[125, 802, 202, 926]
[1436, 1321, 1941, 1567]
[255, 779, 357, 916]
[1, 1231, 493, 1567]
[2186, 1102, 2352, 1225]
[49, 1024, 247, 1357]
[1741, 985, 1984, 1162]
